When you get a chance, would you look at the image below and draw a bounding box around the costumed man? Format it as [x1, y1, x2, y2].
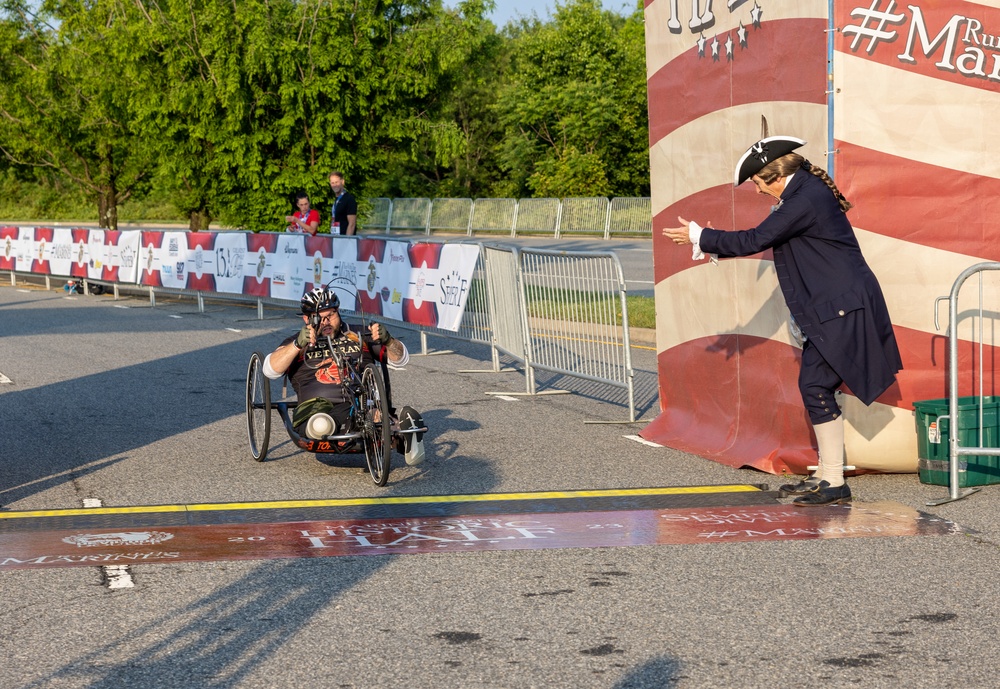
[663, 129, 902, 506]
[263, 287, 426, 465]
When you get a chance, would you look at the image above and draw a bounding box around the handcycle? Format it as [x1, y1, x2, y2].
[245, 325, 426, 487]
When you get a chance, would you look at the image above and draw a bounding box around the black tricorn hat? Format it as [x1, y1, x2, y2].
[734, 135, 806, 186]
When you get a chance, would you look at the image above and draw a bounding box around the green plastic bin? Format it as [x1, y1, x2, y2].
[913, 396, 1000, 487]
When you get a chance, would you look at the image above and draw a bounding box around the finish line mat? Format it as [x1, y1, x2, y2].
[0, 486, 963, 571]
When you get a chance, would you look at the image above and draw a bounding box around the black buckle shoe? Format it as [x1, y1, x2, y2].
[778, 476, 821, 497]
[792, 481, 851, 506]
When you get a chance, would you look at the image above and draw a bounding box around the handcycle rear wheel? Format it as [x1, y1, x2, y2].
[360, 365, 392, 486]
[246, 351, 272, 462]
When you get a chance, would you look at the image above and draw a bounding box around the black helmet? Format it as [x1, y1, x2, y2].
[300, 286, 339, 315]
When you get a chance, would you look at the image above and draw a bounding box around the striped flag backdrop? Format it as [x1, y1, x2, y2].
[641, 0, 1000, 474]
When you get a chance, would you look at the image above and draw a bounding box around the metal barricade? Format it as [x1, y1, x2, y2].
[429, 198, 473, 234]
[557, 197, 610, 237]
[608, 197, 652, 237]
[483, 245, 528, 364]
[513, 198, 560, 237]
[362, 198, 392, 233]
[517, 248, 635, 421]
[929, 262, 1000, 505]
[388, 198, 432, 234]
[470, 198, 517, 236]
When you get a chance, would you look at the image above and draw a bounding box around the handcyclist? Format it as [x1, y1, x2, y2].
[262, 286, 426, 465]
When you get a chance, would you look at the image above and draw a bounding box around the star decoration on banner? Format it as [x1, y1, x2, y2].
[694, 2, 763, 63]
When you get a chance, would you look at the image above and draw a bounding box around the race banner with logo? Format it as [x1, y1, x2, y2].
[2, 228, 479, 332]
[104, 231, 141, 284]
[0, 226, 17, 271]
[642, 0, 1000, 474]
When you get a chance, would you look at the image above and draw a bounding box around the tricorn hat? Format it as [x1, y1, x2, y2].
[734, 135, 806, 186]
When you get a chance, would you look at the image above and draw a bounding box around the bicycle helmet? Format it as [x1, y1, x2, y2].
[300, 286, 339, 314]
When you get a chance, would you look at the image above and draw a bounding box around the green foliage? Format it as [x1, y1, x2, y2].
[0, 0, 159, 228]
[494, 0, 648, 199]
[0, 0, 650, 226]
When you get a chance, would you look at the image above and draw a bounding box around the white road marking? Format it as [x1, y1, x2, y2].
[624, 434, 663, 447]
[169, 314, 182, 319]
[226, 328, 242, 333]
[114, 305, 130, 309]
[492, 395, 520, 402]
[0, 371, 11, 384]
[104, 565, 136, 590]
[82, 498, 136, 589]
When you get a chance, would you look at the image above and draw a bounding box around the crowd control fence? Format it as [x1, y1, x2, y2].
[926, 262, 1000, 505]
[364, 196, 652, 239]
[1, 227, 635, 420]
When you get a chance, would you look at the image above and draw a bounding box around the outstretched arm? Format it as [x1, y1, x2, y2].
[263, 325, 313, 378]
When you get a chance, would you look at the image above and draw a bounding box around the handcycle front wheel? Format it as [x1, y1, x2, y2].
[360, 365, 392, 486]
[246, 351, 272, 462]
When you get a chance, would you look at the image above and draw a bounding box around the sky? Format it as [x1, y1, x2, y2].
[449, 0, 635, 27]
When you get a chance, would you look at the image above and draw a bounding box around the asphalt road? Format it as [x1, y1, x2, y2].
[2, 281, 1000, 689]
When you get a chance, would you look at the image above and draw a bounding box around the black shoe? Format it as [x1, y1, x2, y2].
[792, 481, 851, 506]
[778, 476, 821, 497]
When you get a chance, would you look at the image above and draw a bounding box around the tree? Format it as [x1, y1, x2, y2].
[494, 0, 648, 199]
[0, 0, 157, 229]
[368, 0, 509, 199]
[122, 0, 476, 230]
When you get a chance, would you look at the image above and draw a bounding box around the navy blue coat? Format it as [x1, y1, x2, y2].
[698, 171, 902, 405]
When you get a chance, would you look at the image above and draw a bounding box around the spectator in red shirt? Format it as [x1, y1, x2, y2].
[285, 191, 320, 235]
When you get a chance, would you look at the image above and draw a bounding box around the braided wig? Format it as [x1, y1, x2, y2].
[756, 153, 853, 212]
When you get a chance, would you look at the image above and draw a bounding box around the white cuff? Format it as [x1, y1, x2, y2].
[689, 221, 717, 263]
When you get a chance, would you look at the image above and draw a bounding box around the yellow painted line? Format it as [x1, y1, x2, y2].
[0, 485, 763, 520]
[0, 504, 187, 519]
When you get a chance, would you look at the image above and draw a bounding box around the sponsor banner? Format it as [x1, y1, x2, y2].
[184, 232, 218, 292]
[378, 240, 413, 322]
[270, 233, 308, 302]
[15, 227, 37, 273]
[243, 233, 278, 297]
[86, 229, 106, 280]
[403, 242, 443, 328]
[212, 232, 249, 294]
[0, 501, 961, 570]
[46, 228, 75, 277]
[305, 234, 334, 291]
[140, 231, 165, 287]
[104, 230, 141, 284]
[355, 238, 386, 316]
[315, 237, 478, 332]
[2, 226, 479, 332]
[70, 229, 90, 279]
[31, 227, 54, 275]
[0, 226, 17, 271]
[161, 231, 191, 289]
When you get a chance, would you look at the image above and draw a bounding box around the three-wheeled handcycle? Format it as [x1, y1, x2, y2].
[245, 330, 425, 487]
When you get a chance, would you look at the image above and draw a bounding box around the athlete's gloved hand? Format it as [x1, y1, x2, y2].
[295, 324, 312, 349]
[371, 322, 391, 344]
